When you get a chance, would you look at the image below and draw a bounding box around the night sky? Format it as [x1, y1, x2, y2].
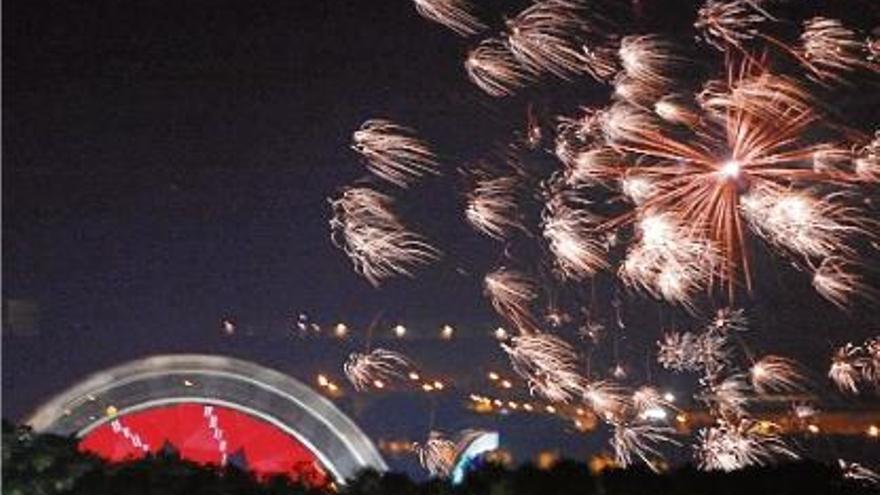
[4, 0, 880, 475]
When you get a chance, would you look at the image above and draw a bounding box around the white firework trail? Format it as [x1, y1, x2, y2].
[465, 175, 525, 239]
[619, 212, 720, 310]
[811, 257, 867, 310]
[352, 119, 440, 187]
[583, 380, 631, 422]
[657, 330, 703, 372]
[749, 355, 808, 395]
[695, 0, 772, 52]
[501, 333, 587, 403]
[413, 0, 484, 37]
[741, 185, 865, 262]
[705, 374, 751, 418]
[828, 343, 863, 395]
[415, 431, 457, 478]
[839, 459, 880, 486]
[330, 187, 441, 286]
[708, 308, 749, 334]
[632, 385, 676, 419]
[542, 194, 607, 280]
[504, 0, 594, 80]
[611, 423, 680, 473]
[695, 419, 798, 472]
[465, 38, 536, 97]
[484, 268, 540, 334]
[618, 35, 688, 98]
[344, 348, 414, 391]
[800, 17, 877, 83]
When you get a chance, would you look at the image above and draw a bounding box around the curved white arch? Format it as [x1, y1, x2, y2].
[26, 354, 387, 482]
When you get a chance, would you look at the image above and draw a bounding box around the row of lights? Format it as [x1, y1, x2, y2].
[332, 323, 457, 340]
[486, 371, 514, 390]
[327, 322, 511, 341]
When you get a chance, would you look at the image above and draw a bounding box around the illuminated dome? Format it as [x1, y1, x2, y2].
[26, 354, 387, 484]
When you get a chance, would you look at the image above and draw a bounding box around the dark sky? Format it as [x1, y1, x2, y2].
[4, 0, 880, 475]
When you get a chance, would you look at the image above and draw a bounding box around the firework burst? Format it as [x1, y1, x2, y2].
[839, 459, 880, 486]
[330, 187, 440, 286]
[465, 39, 536, 97]
[501, 333, 587, 403]
[619, 212, 719, 310]
[465, 175, 525, 239]
[829, 343, 864, 394]
[800, 17, 877, 83]
[695, 0, 771, 52]
[484, 268, 540, 334]
[583, 380, 631, 421]
[695, 419, 798, 471]
[542, 193, 607, 280]
[504, 0, 596, 80]
[415, 431, 458, 478]
[749, 355, 808, 395]
[344, 348, 414, 391]
[611, 423, 679, 472]
[412, 0, 484, 37]
[352, 119, 440, 187]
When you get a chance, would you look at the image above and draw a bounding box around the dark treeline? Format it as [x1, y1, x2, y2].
[3, 422, 876, 495]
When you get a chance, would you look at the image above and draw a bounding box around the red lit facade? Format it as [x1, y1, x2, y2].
[79, 403, 328, 485]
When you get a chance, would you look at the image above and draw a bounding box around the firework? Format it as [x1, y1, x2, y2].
[749, 355, 808, 395]
[708, 308, 748, 334]
[864, 337, 880, 384]
[632, 385, 675, 419]
[811, 257, 866, 309]
[501, 333, 587, 403]
[578, 320, 605, 343]
[466, 175, 525, 239]
[619, 212, 719, 309]
[617, 35, 687, 99]
[658, 331, 703, 372]
[330, 187, 440, 286]
[704, 374, 750, 417]
[653, 94, 701, 127]
[464, 39, 537, 97]
[695, 0, 770, 52]
[564, 147, 622, 186]
[554, 109, 605, 167]
[583, 380, 631, 422]
[412, 0, 484, 37]
[415, 431, 457, 478]
[582, 44, 620, 82]
[587, 59, 875, 298]
[741, 186, 865, 262]
[828, 343, 863, 394]
[800, 17, 876, 83]
[484, 268, 540, 333]
[542, 194, 607, 280]
[839, 459, 880, 486]
[352, 119, 440, 187]
[695, 419, 798, 471]
[344, 348, 414, 391]
[611, 424, 679, 472]
[504, 0, 593, 80]
[854, 131, 880, 181]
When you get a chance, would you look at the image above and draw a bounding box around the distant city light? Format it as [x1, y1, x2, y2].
[333, 323, 348, 338]
[393, 324, 407, 338]
[440, 325, 454, 339]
